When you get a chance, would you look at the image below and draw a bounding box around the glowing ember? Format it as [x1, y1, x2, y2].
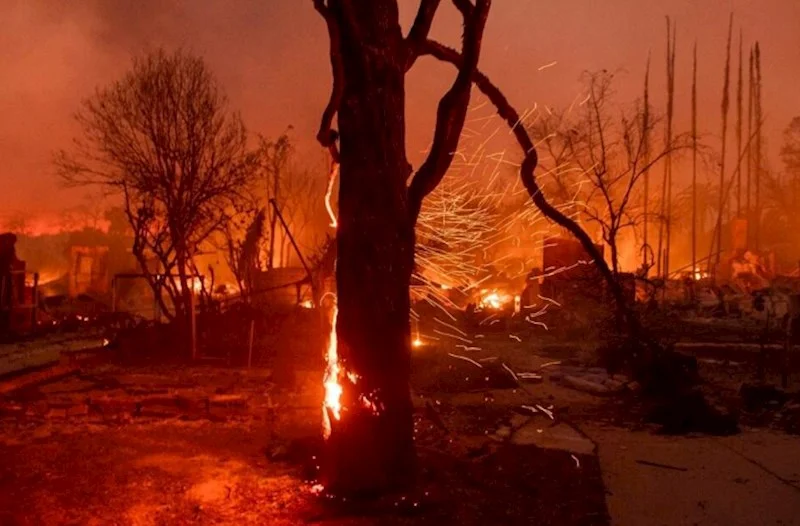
[310, 483, 325, 495]
[299, 299, 314, 309]
[412, 338, 423, 348]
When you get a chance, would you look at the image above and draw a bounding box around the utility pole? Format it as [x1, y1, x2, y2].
[642, 54, 651, 274]
[754, 42, 763, 251]
[736, 30, 744, 217]
[658, 17, 676, 278]
[691, 42, 698, 276]
[713, 14, 733, 272]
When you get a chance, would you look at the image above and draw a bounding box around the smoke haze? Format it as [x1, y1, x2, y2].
[1, 0, 798, 222]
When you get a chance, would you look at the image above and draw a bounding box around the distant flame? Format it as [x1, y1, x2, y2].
[299, 299, 314, 309]
[34, 271, 62, 286]
[479, 289, 513, 310]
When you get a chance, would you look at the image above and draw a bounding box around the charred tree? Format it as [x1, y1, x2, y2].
[754, 42, 763, 250]
[713, 14, 733, 270]
[747, 46, 754, 227]
[642, 55, 652, 273]
[56, 49, 261, 340]
[315, 1, 701, 495]
[736, 30, 744, 216]
[657, 18, 676, 278]
[691, 42, 698, 275]
[313, 0, 489, 494]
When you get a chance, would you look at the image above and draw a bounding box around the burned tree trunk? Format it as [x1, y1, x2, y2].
[313, 0, 489, 494]
[325, 2, 415, 493]
[714, 14, 733, 270]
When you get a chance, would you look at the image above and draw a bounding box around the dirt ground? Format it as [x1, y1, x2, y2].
[0, 353, 609, 526]
[1, 328, 798, 525]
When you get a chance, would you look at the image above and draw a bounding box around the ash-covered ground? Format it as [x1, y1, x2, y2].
[1, 324, 799, 525]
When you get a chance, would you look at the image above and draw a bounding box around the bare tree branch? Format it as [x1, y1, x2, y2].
[312, 0, 343, 162]
[419, 39, 636, 327]
[56, 49, 260, 322]
[452, 0, 475, 17]
[405, 0, 441, 70]
[407, 0, 491, 222]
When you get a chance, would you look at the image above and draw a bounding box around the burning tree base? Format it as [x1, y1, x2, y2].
[322, 404, 415, 496]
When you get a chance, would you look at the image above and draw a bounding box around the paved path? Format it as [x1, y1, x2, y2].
[583, 424, 800, 526]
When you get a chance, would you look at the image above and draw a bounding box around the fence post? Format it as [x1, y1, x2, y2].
[190, 287, 197, 361]
[248, 318, 255, 368]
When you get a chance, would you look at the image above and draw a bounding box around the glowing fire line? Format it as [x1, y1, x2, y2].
[322, 154, 340, 440]
[325, 163, 339, 229]
[322, 293, 340, 439]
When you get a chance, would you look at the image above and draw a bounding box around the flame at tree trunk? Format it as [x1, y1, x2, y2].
[322, 300, 340, 439]
[319, 159, 381, 443]
[321, 156, 342, 440]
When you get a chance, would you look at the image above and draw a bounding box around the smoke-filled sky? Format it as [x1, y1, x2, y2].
[1, 0, 798, 223]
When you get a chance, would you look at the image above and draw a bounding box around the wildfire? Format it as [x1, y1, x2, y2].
[479, 289, 513, 310]
[33, 271, 62, 286]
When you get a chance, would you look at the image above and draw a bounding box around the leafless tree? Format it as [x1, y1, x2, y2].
[56, 49, 261, 331]
[759, 117, 800, 259]
[780, 117, 800, 178]
[532, 71, 689, 275]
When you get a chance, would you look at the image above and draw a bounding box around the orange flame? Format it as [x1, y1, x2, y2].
[322, 299, 340, 439]
[479, 289, 513, 310]
[322, 155, 340, 440]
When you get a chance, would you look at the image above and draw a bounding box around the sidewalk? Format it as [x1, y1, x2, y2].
[583, 424, 800, 526]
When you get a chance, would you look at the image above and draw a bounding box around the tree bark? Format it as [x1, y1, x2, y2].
[323, 0, 416, 494]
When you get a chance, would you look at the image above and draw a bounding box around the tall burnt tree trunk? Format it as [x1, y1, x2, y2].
[326, 1, 415, 493]
[691, 42, 698, 275]
[754, 42, 763, 250]
[314, 0, 489, 494]
[714, 14, 733, 270]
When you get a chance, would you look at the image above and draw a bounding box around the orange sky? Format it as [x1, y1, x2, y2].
[1, 0, 798, 222]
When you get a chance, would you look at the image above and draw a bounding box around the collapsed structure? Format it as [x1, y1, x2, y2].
[0, 233, 37, 339]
